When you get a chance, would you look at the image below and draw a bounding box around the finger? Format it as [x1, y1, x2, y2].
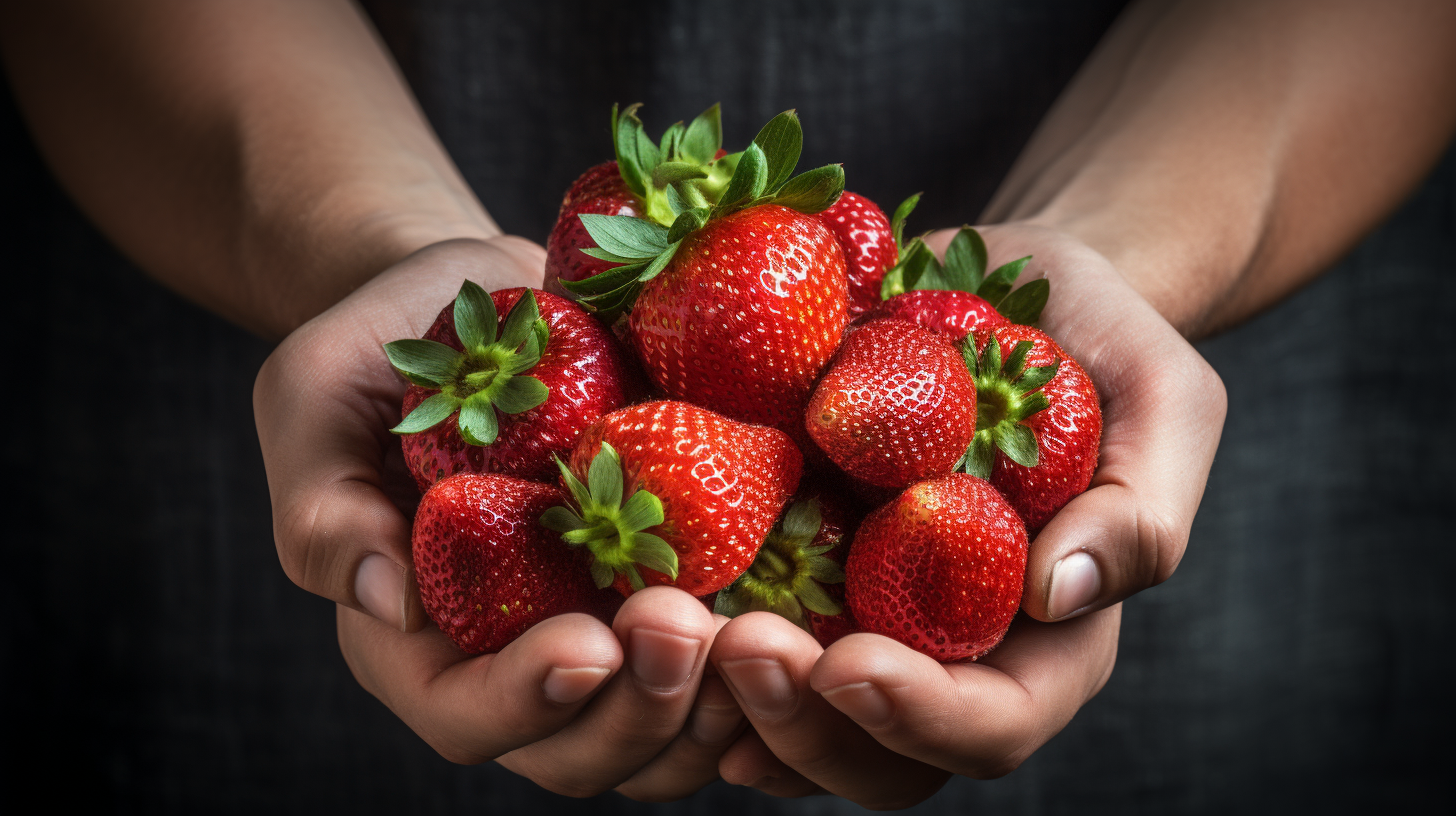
[712, 613, 952, 808]
[337, 605, 622, 764]
[612, 674, 745, 802]
[811, 605, 1121, 779]
[718, 728, 825, 798]
[496, 587, 718, 798]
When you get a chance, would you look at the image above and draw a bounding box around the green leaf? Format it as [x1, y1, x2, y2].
[890, 193, 921, 252]
[497, 290, 540, 351]
[493, 375, 547, 414]
[984, 333, 1004, 374]
[777, 499, 823, 543]
[612, 103, 649, 197]
[996, 278, 1049, 325]
[619, 490, 665, 532]
[1015, 362, 1060, 393]
[772, 164, 845, 214]
[456, 397, 499, 445]
[1018, 390, 1051, 419]
[505, 335, 541, 374]
[1002, 340, 1033, 379]
[540, 506, 589, 533]
[587, 442, 623, 510]
[579, 246, 640, 264]
[651, 161, 708, 188]
[796, 580, 842, 617]
[910, 255, 949, 291]
[808, 557, 845, 584]
[562, 261, 648, 297]
[752, 110, 803, 193]
[554, 455, 591, 509]
[996, 422, 1040, 467]
[578, 214, 670, 259]
[667, 208, 709, 244]
[679, 102, 722, 164]
[664, 184, 691, 215]
[658, 121, 685, 159]
[960, 338, 980, 377]
[978, 256, 1031, 306]
[882, 238, 939, 298]
[716, 142, 768, 212]
[714, 584, 749, 617]
[631, 533, 679, 579]
[640, 241, 681, 281]
[590, 560, 615, 589]
[942, 227, 988, 292]
[384, 339, 460, 386]
[960, 435, 997, 479]
[452, 280, 497, 350]
[389, 391, 459, 435]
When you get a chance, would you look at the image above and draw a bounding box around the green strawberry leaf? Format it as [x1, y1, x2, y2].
[618, 490, 665, 532]
[492, 375, 547, 414]
[942, 227, 988, 292]
[996, 278, 1049, 325]
[1002, 339, 1033, 380]
[679, 102, 722, 165]
[652, 161, 709, 188]
[578, 214, 670, 259]
[561, 260, 649, 297]
[752, 110, 803, 193]
[497, 289, 540, 351]
[456, 396, 499, 445]
[587, 442, 623, 510]
[795, 578, 842, 617]
[384, 339, 459, 386]
[978, 256, 1031, 306]
[658, 121, 685, 159]
[612, 103, 650, 197]
[632, 533, 679, 579]
[667, 207, 710, 243]
[995, 423, 1040, 467]
[716, 142, 768, 214]
[772, 164, 845, 214]
[890, 193, 921, 253]
[540, 506, 589, 533]
[452, 280, 497, 351]
[1015, 362, 1060, 393]
[959, 435, 997, 479]
[389, 391, 459, 435]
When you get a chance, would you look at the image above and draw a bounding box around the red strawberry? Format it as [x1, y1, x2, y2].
[386, 283, 640, 491]
[562, 111, 852, 437]
[629, 204, 849, 433]
[541, 401, 803, 597]
[963, 324, 1101, 533]
[545, 161, 645, 297]
[867, 288, 1007, 341]
[845, 474, 1027, 662]
[412, 473, 607, 654]
[806, 319, 978, 491]
[815, 191, 897, 316]
[546, 104, 736, 297]
[712, 491, 861, 647]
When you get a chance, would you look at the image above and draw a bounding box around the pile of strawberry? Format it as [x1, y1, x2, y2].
[386, 105, 1101, 662]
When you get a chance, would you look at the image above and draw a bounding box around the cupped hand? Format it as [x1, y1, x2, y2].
[254, 237, 744, 799]
[710, 222, 1225, 805]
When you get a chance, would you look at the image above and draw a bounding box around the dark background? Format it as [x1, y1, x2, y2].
[3, 1, 1452, 812]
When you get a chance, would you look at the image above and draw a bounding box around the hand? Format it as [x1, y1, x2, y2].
[254, 237, 744, 799]
[707, 222, 1225, 805]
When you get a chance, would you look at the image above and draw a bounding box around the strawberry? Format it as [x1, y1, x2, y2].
[845, 473, 1027, 662]
[541, 400, 803, 597]
[412, 473, 607, 654]
[961, 324, 1101, 534]
[545, 104, 738, 296]
[713, 491, 861, 647]
[806, 318, 978, 491]
[814, 191, 897, 316]
[385, 283, 639, 491]
[867, 288, 1007, 342]
[563, 111, 851, 435]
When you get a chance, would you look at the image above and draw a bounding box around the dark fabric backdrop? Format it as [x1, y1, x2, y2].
[2, 1, 1452, 812]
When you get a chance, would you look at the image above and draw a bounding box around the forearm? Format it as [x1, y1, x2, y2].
[0, 0, 497, 339]
[985, 0, 1456, 339]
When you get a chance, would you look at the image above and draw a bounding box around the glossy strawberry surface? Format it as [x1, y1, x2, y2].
[867, 289, 1008, 341]
[807, 319, 977, 490]
[412, 473, 604, 654]
[845, 474, 1027, 662]
[973, 323, 1101, 533]
[627, 204, 849, 436]
[400, 287, 640, 490]
[815, 191, 898, 316]
[567, 401, 803, 596]
[545, 161, 644, 297]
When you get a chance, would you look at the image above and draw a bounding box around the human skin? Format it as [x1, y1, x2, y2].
[3, 0, 1454, 805]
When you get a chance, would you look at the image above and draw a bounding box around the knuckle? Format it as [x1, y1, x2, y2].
[1137, 501, 1189, 588]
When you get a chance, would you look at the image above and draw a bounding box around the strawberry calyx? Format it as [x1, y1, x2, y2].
[612, 103, 737, 228]
[564, 109, 846, 318]
[957, 333, 1060, 478]
[384, 283, 551, 445]
[879, 198, 1049, 326]
[713, 499, 845, 630]
[540, 442, 679, 591]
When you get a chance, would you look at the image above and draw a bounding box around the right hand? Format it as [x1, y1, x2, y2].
[253, 237, 744, 799]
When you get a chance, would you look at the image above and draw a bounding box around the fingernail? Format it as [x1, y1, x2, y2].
[822, 682, 895, 728]
[1047, 551, 1101, 619]
[355, 553, 406, 631]
[689, 704, 744, 745]
[720, 658, 797, 721]
[629, 628, 701, 692]
[542, 666, 612, 704]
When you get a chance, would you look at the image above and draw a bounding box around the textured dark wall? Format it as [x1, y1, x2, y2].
[2, 1, 1452, 812]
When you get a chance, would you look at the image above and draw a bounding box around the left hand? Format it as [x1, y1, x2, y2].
[709, 222, 1225, 805]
